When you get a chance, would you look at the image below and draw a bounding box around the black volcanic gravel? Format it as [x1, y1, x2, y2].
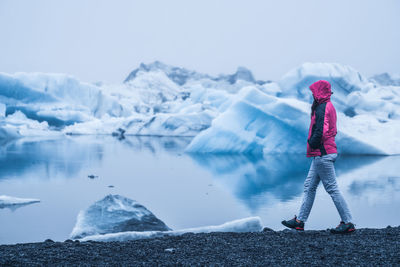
[1, 227, 399, 266]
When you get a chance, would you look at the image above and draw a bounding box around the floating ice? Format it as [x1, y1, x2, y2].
[1, 62, 399, 155]
[70, 195, 171, 239]
[78, 216, 263, 242]
[0, 195, 40, 210]
[0, 72, 123, 125]
[186, 86, 387, 154]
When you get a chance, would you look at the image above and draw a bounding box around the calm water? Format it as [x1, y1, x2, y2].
[1, 136, 399, 244]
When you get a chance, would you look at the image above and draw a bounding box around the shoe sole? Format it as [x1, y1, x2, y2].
[330, 228, 356, 234]
[281, 221, 304, 231]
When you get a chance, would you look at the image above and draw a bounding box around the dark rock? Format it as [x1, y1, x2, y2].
[262, 227, 274, 232]
[112, 128, 125, 140]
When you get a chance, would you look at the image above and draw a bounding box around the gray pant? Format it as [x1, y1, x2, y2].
[298, 153, 352, 223]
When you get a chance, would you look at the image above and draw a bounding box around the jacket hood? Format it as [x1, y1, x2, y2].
[309, 80, 332, 103]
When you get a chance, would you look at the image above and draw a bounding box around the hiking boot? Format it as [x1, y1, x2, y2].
[330, 221, 356, 234]
[281, 215, 304, 231]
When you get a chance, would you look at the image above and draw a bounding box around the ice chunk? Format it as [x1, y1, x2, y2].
[278, 63, 367, 111]
[186, 86, 388, 155]
[186, 87, 310, 154]
[0, 72, 124, 129]
[3, 111, 62, 138]
[278, 63, 400, 121]
[70, 195, 171, 239]
[78, 216, 263, 242]
[0, 195, 40, 210]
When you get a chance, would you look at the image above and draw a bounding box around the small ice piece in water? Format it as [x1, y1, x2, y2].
[0, 195, 40, 211]
[70, 194, 171, 239]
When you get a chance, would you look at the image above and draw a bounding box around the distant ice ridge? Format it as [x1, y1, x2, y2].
[70, 195, 171, 239]
[0, 195, 40, 210]
[78, 216, 263, 242]
[370, 73, 400, 87]
[1, 62, 400, 154]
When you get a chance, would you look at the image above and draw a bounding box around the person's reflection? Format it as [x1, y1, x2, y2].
[189, 153, 382, 211]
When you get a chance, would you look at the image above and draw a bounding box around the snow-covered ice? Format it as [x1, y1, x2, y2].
[70, 195, 171, 239]
[186, 86, 386, 154]
[77, 216, 263, 242]
[0, 195, 40, 210]
[1, 61, 400, 154]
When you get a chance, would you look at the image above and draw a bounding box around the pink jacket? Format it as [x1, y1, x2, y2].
[306, 80, 337, 157]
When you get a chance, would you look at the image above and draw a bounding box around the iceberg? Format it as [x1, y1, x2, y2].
[0, 72, 125, 140]
[0, 195, 40, 210]
[187, 63, 400, 155]
[278, 63, 366, 111]
[186, 86, 386, 154]
[70, 195, 171, 239]
[78, 216, 263, 242]
[0, 72, 124, 124]
[1, 62, 399, 155]
[63, 66, 236, 136]
[279, 63, 400, 120]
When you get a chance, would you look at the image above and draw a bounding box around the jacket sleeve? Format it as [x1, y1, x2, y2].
[308, 104, 326, 149]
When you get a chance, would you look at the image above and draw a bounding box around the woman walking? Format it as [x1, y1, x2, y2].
[281, 80, 355, 234]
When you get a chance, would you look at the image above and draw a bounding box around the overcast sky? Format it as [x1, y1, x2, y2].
[0, 0, 399, 83]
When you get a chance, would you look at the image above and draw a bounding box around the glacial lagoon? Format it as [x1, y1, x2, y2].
[1, 136, 399, 244]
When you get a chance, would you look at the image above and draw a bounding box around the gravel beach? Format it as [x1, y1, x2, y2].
[1, 226, 399, 266]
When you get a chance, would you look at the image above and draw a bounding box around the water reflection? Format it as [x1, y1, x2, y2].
[334, 155, 384, 176]
[0, 200, 40, 212]
[349, 176, 400, 195]
[189, 153, 384, 211]
[0, 137, 104, 180]
[0, 136, 192, 181]
[121, 136, 192, 154]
